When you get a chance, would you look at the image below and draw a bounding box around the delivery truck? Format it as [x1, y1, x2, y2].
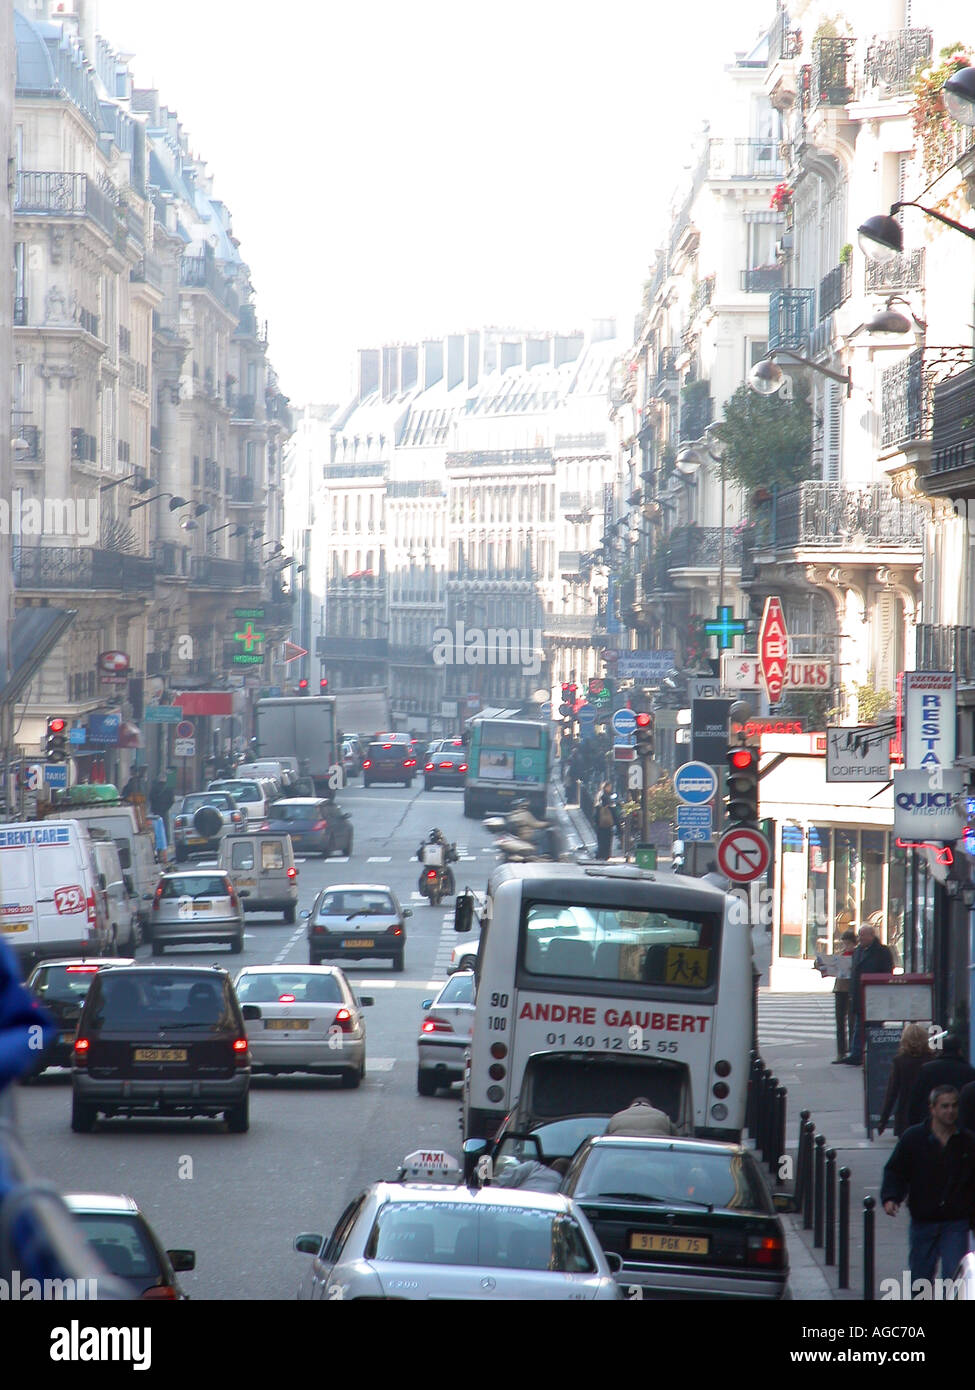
[254, 697, 340, 797]
[331, 688, 392, 743]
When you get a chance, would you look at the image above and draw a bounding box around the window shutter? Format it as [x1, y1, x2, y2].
[824, 381, 842, 482]
[874, 591, 898, 693]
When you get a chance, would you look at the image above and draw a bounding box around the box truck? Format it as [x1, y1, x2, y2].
[255, 697, 340, 797]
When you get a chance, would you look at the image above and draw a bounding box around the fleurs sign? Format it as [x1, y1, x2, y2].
[758, 597, 788, 704]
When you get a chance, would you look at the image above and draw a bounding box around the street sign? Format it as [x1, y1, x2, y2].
[175, 721, 195, 739]
[577, 706, 596, 739]
[673, 761, 718, 806]
[721, 654, 832, 691]
[540, 701, 552, 719]
[45, 764, 68, 789]
[612, 709, 637, 738]
[613, 744, 637, 762]
[282, 641, 308, 663]
[676, 804, 713, 841]
[174, 737, 196, 758]
[69, 727, 86, 745]
[689, 677, 722, 702]
[716, 826, 771, 883]
[825, 727, 892, 783]
[144, 705, 183, 724]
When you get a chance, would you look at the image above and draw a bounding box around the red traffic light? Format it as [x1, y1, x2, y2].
[635, 712, 653, 728]
[319, 678, 328, 691]
[48, 718, 66, 734]
[298, 679, 309, 690]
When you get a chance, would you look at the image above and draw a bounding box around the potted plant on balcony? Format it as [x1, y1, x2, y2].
[912, 44, 972, 178]
[712, 380, 814, 498]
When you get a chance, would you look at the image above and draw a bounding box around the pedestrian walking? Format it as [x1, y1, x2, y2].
[881, 1085, 975, 1292]
[906, 1035, 975, 1127]
[878, 1023, 934, 1138]
[820, 925, 856, 1062]
[842, 923, 894, 1065]
[594, 782, 620, 862]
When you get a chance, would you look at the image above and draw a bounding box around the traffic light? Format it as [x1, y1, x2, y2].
[319, 677, 329, 693]
[725, 746, 760, 825]
[297, 678, 309, 695]
[46, 716, 68, 762]
[559, 682, 578, 718]
[634, 711, 655, 758]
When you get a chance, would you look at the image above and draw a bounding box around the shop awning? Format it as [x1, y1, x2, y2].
[172, 691, 234, 716]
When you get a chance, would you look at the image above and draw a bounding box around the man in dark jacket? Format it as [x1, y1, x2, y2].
[907, 1035, 975, 1127]
[959, 1079, 975, 1135]
[842, 924, 894, 1064]
[881, 1085, 975, 1291]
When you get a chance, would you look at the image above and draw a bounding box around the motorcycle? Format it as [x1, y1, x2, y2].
[484, 803, 566, 864]
[417, 838, 458, 906]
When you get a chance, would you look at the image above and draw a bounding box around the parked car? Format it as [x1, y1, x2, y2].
[234, 965, 372, 1087]
[417, 970, 475, 1096]
[559, 1135, 789, 1299]
[149, 869, 245, 956]
[172, 792, 245, 860]
[341, 739, 362, 779]
[70, 964, 251, 1133]
[304, 883, 411, 970]
[423, 747, 469, 791]
[362, 741, 418, 788]
[260, 798, 353, 858]
[64, 1193, 196, 1299]
[23, 957, 136, 1073]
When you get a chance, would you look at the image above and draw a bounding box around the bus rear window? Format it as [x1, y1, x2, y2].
[521, 902, 717, 989]
[476, 724, 542, 750]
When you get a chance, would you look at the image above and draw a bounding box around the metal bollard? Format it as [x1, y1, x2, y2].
[794, 1110, 811, 1210]
[813, 1134, 826, 1248]
[825, 1149, 837, 1265]
[802, 1121, 816, 1230]
[863, 1195, 876, 1301]
[774, 1085, 787, 1182]
[746, 1055, 762, 1137]
[838, 1167, 851, 1289]
[762, 1072, 778, 1164]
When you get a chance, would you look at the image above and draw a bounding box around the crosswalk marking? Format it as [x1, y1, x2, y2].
[757, 992, 836, 1047]
[367, 856, 391, 863]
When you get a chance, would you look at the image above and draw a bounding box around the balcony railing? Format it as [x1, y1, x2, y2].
[13, 545, 154, 591]
[768, 8, 802, 61]
[12, 423, 41, 462]
[706, 138, 787, 180]
[882, 348, 971, 451]
[865, 247, 925, 295]
[324, 463, 386, 480]
[769, 288, 814, 351]
[916, 625, 975, 682]
[740, 266, 783, 294]
[666, 526, 742, 569]
[642, 553, 675, 594]
[227, 475, 257, 505]
[189, 555, 260, 588]
[819, 261, 852, 319]
[179, 250, 236, 309]
[862, 28, 933, 98]
[70, 429, 97, 464]
[689, 276, 715, 320]
[445, 448, 552, 470]
[232, 394, 256, 419]
[543, 615, 595, 637]
[810, 36, 856, 108]
[15, 171, 117, 240]
[753, 482, 925, 549]
[130, 254, 164, 290]
[931, 365, 975, 475]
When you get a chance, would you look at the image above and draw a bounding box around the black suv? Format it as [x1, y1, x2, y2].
[362, 741, 418, 788]
[71, 966, 251, 1134]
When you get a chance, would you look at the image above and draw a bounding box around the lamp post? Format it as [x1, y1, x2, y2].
[857, 202, 975, 261]
[747, 349, 852, 398]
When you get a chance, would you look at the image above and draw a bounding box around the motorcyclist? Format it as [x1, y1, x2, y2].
[417, 829, 458, 895]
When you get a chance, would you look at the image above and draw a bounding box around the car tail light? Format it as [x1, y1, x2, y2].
[362, 760, 372, 769]
[73, 1037, 89, 1064]
[390, 926, 403, 937]
[278, 993, 296, 1003]
[404, 759, 416, 768]
[459, 764, 468, 773]
[425, 763, 435, 772]
[232, 812, 243, 824]
[382, 744, 392, 749]
[287, 867, 297, 880]
[259, 823, 270, 831]
[313, 820, 328, 831]
[333, 1007, 355, 1033]
[746, 1234, 784, 1268]
[232, 1037, 249, 1063]
[229, 889, 240, 910]
[421, 1015, 453, 1033]
[67, 965, 99, 974]
[141, 1285, 178, 1300]
[175, 816, 187, 829]
[152, 883, 164, 912]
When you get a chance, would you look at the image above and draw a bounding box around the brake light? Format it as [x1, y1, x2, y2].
[152, 882, 164, 912]
[279, 994, 296, 1003]
[459, 764, 468, 773]
[312, 820, 328, 831]
[404, 759, 416, 768]
[73, 1037, 89, 1064]
[746, 1235, 785, 1268]
[390, 926, 403, 936]
[229, 889, 240, 910]
[333, 1007, 355, 1033]
[232, 1037, 249, 1063]
[232, 812, 243, 824]
[426, 869, 438, 880]
[382, 744, 392, 749]
[66, 965, 99, 974]
[175, 816, 187, 828]
[425, 763, 435, 772]
[421, 1015, 454, 1033]
[287, 866, 297, 880]
[141, 1285, 178, 1300]
[362, 760, 372, 769]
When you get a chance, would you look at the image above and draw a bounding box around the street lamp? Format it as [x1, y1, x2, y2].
[943, 65, 975, 126]
[858, 202, 975, 262]
[864, 294, 927, 335]
[128, 492, 189, 513]
[747, 349, 852, 397]
[99, 473, 154, 493]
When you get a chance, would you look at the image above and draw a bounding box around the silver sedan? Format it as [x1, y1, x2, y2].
[235, 966, 372, 1089]
[295, 1179, 621, 1300]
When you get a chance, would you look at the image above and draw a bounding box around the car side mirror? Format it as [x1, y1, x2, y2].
[293, 1233, 323, 1256]
[300, 909, 310, 919]
[604, 1251, 623, 1274]
[421, 999, 433, 1010]
[241, 1004, 262, 1021]
[238, 889, 251, 898]
[403, 908, 413, 919]
[462, 1138, 488, 1183]
[454, 893, 475, 934]
[166, 1249, 196, 1272]
[359, 996, 374, 1008]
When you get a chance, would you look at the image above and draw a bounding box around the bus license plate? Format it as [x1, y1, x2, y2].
[1, 922, 30, 933]
[630, 1233, 709, 1255]
[134, 1047, 188, 1063]
[344, 939, 374, 948]
[264, 1019, 310, 1030]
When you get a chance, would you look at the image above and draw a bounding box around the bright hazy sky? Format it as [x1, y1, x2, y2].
[96, 0, 774, 406]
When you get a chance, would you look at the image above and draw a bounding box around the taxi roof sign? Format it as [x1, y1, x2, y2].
[398, 1149, 462, 1184]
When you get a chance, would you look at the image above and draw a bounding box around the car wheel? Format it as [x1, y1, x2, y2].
[417, 1069, 437, 1097]
[226, 1095, 249, 1133]
[230, 932, 244, 954]
[392, 951, 405, 973]
[340, 1068, 360, 1090]
[283, 904, 296, 924]
[71, 1094, 97, 1134]
[151, 938, 165, 958]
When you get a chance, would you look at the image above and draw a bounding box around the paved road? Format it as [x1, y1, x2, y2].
[12, 778, 496, 1299]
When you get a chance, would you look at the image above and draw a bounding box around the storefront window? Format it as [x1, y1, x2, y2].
[834, 830, 859, 927]
[888, 845, 908, 972]
[807, 825, 831, 957]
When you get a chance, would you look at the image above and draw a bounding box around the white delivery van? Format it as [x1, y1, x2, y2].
[90, 836, 140, 953]
[65, 804, 160, 930]
[218, 831, 299, 922]
[0, 821, 112, 968]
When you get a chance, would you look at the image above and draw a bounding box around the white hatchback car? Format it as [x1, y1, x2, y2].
[235, 965, 372, 1088]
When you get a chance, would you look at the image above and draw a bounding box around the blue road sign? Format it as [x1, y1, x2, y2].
[540, 701, 552, 719]
[677, 804, 713, 841]
[612, 708, 637, 738]
[673, 761, 718, 806]
[68, 727, 86, 745]
[44, 764, 69, 789]
[578, 705, 596, 727]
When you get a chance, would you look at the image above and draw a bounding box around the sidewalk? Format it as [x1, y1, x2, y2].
[551, 777, 596, 856]
[756, 1002, 906, 1302]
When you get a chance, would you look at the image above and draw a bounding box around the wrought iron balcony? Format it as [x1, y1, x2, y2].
[189, 555, 260, 589]
[865, 247, 925, 296]
[740, 266, 783, 293]
[13, 545, 154, 592]
[819, 261, 852, 319]
[862, 28, 932, 98]
[679, 388, 713, 443]
[445, 448, 553, 471]
[179, 250, 235, 308]
[755, 482, 924, 549]
[324, 463, 386, 480]
[930, 366, 975, 476]
[810, 36, 856, 108]
[227, 475, 258, 506]
[232, 394, 256, 419]
[916, 624, 975, 682]
[130, 255, 164, 291]
[666, 526, 742, 569]
[769, 288, 814, 352]
[706, 139, 787, 180]
[15, 171, 117, 241]
[768, 8, 801, 61]
[12, 423, 41, 462]
[882, 348, 971, 451]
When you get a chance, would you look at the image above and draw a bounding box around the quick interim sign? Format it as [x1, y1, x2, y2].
[903, 672, 956, 771]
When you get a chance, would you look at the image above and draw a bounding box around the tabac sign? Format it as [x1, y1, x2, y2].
[758, 597, 788, 704]
[903, 672, 956, 772]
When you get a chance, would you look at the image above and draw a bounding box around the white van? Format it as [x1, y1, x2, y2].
[65, 804, 160, 929]
[90, 837, 140, 953]
[236, 760, 294, 792]
[218, 831, 299, 922]
[0, 821, 112, 968]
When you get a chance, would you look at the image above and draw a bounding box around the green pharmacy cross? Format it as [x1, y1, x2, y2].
[234, 620, 264, 653]
[704, 605, 746, 652]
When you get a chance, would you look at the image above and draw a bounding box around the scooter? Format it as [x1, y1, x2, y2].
[483, 805, 565, 863]
[418, 861, 457, 906]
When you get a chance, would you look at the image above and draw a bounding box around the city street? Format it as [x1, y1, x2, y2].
[12, 782, 494, 1300]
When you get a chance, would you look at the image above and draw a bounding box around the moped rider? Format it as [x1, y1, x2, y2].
[416, 828, 458, 895]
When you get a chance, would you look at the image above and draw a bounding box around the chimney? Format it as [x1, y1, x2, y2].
[423, 340, 443, 389]
[358, 348, 380, 402]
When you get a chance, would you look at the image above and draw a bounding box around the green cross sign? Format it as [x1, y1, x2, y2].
[704, 605, 746, 652]
[234, 621, 264, 652]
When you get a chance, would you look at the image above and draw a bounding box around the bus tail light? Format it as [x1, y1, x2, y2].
[712, 1081, 730, 1099]
[488, 1063, 506, 1081]
[714, 1059, 732, 1077]
[489, 1042, 507, 1059]
[746, 1234, 785, 1268]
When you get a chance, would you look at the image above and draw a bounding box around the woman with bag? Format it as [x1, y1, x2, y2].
[594, 782, 620, 861]
[877, 1023, 933, 1137]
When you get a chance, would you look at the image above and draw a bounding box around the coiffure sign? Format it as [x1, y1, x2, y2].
[893, 769, 967, 840]
[904, 671, 956, 771]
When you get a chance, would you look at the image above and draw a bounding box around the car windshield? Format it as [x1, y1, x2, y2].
[181, 795, 232, 812]
[210, 782, 259, 799]
[317, 891, 395, 918]
[366, 1203, 594, 1272]
[236, 972, 343, 1004]
[89, 972, 236, 1030]
[435, 974, 475, 1005]
[571, 1144, 768, 1210]
[32, 965, 101, 1004]
[269, 804, 319, 823]
[368, 744, 404, 758]
[159, 876, 230, 899]
[72, 1213, 161, 1283]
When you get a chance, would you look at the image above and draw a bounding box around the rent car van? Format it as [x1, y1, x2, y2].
[0, 820, 111, 968]
[218, 831, 299, 922]
[64, 803, 159, 931]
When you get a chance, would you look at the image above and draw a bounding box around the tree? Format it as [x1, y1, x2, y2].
[713, 382, 814, 494]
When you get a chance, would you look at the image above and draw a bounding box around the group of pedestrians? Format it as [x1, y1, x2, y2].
[825, 921, 894, 1065]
